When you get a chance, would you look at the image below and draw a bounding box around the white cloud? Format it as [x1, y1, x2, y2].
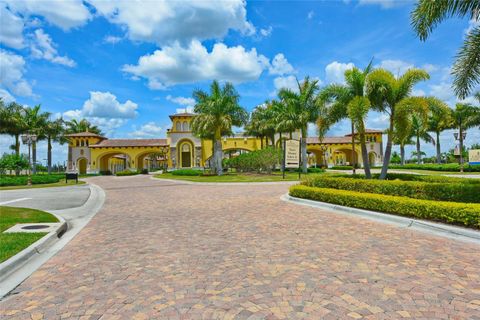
[103, 35, 122, 44]
[30, 29, 76, 67]
[4, 0, 91, 30]
[0, 50, 33, 98]
[62, 92, 138, 135]
[422, 63, 438, 73]
[260, 26, 273, 37]
[359, 0, 398, 9]
[273, 75, 298, 92]
[429, 82, 454, 102]
[325, 61, 354, 83]
[307, 11, 315, 19]
[122, 40, 269, 88]
[88, 0, 254, 45]
[130, 122, 164, 138]
[269, 53, 295, 76]
[0, 88, 15, 103]
[0, 5, 24, 49]
[377, 59, 413, 75]
[412, 89, 426, 96]
[82, 91, 138, 118]
[166, 95, 195, 108]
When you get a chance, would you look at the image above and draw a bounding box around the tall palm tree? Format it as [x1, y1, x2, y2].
[411, 113, 435, 165]
[44, 118, 66, 174]
[428, 100, 453, 163]
[450, 103, 480, 171]
[366, 68, 430, 179]
[23, 105, 50, 174]
[191, 80, 248, 175]
[277, 77, 320, 173]
[318, 63, 373, 177]
[393, 134, 414, 166]
[245, 102, 277, 148]
[65, 119, 102, 134]
[411, 0, 480, 98]
[0, 101, 27, 158]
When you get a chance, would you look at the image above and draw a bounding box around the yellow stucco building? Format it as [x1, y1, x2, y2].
[66, 112, 383, 174]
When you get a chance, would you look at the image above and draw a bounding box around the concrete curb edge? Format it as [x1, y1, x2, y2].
[281, 193, 480, 245]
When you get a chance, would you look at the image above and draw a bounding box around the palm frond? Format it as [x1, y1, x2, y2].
[452, 26, 480, 99]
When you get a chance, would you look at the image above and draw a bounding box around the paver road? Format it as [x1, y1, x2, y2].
[1, 175, 479, 319]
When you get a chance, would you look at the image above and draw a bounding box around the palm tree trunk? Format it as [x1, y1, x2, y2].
[301, 127, 308, 174]
[260, 136, 264, 149]
[32, 141, 37, 174]
[459, 124, 464, 173]
[48, 136, 52, 174]
[359, 128, 371, 179]
[400, 144, 405, 165]
[416, 135, 421, 165]
[379, 117, 394, 180]
[214, 128, 223, 176]
[351, 122, 356, 175]
[436, 131, 441, 164]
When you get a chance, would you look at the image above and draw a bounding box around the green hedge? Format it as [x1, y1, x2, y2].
[115, 170, 138, 176]
[302, 175, 479, 203]
[0, 175, 63, 186]
[330, 165, 353, 170]
[226, 147, 281, 173]
[289, 185, 480, 228]
[389, 163, 480, 172]
[171, 169, 203, 176]
[346, 173, 480, 185]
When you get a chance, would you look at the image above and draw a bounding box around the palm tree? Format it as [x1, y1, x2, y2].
[393, 134, 414, 166]
[277, 77, 320, 173]
[23, 105, 50, 174]
[411, 0, 480, 98]
[245, 102, 277, 148]
[65, 119, 102, 134]
[450, 103, 480, 172]
[366, 68, 430, 179]
[0, 101, 27, 159]
[410, 113, 435, 165]
[44, 118, 66, 174]
[191, 80, 248, 175]
[318, 63, 373, 177]
[428, 100, 453, 163]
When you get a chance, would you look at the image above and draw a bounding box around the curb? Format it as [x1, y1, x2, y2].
[151, 176, 299, 186]
[281, 194, 480, 245]
[0, 212, 67, 280]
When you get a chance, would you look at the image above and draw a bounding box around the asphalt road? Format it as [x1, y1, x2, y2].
[0, 185, 91, 210]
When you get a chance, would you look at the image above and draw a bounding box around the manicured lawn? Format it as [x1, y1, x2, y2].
[155, 171, 317, 182]
[0, 206, 58, 263]
[0, 179, 86, 191]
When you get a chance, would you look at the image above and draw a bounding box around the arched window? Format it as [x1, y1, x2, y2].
[182, 121, 189, 131]
[76, 140, 79, 147]
[176, 121, 181, 131]
[86, 140, 89, 146]
[81, 140, 84, 147]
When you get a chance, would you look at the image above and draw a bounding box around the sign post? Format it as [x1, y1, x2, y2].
[283, 139, 301, 179]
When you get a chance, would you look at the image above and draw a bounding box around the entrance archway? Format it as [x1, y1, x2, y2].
[334, 148, 358, 166]
[177, 140, 194, 168]
[77, 158, 87, 174]
[97, 152, 130, 174]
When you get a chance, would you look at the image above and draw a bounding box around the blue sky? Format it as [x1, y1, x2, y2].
[1, 0, 479, 165]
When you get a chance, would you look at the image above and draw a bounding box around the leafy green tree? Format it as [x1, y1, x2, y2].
[390, 151, 402, 164]
[0, 101, 27, 159]
[44, 118, 66, 174]
[411, 0, 480, 98]
[366, 68, 430, 179]
[276, 77, 320, 173]
[0, 153, 29, 175]
[428, 100, 453, 163]
[191, 80, 248, 175]
[318, 64, 373, 177]
[23, 105, 50, 174]
[450, 103, 480, 171]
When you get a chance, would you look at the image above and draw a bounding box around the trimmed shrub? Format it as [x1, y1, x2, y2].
[289, 185, 480, 228]
[115, 170, 138, 176]
[0, 174, 62, 186]
[139, 168, 149, 174]
[302, 175, 480, 203]
[330, 165, 353, 170]
[226, 147, 281, 173]
[347, 173, 480, 185]
[307, 167, 325, 173]
[389, 163, 480, 172]
[171, 169, 203, 176]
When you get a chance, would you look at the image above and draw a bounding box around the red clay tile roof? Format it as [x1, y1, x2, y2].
[169, 112, 196, 119]
[90, 139, 168, 148]
[307, 136, 352, 144]
[344, 129, 384, 136]
[65, 132, 106, 139]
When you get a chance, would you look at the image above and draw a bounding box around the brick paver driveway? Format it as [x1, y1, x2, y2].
[1, 175, 479, 319]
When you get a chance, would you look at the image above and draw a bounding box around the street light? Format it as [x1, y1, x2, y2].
[21, 133, 37, 186]
[454, 131, 467, 173]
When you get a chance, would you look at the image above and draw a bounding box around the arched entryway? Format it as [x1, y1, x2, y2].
[177, 140, 194, 168]
[334, 148, 358, 166]
[97, 152, 131, 174]
[136, 148, 169, 172]
[77, 158, 87, 174]
[369, 151, 377, 167]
